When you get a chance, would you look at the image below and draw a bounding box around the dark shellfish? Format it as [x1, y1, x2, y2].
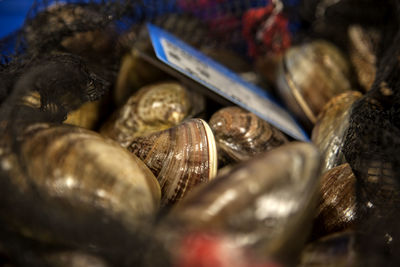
[312, 91, 362, 173]
[209, 106, 288, 165]
[160, 142, 321, 262]
[276, 40, 353, 128]
[128, 118, 217, 206]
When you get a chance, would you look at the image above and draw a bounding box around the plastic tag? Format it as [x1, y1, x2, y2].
[147, 23, 309, 141]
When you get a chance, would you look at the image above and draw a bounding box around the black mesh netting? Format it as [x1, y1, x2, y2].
[1, 0, 400, 266]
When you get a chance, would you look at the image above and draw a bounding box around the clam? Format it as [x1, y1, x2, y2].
[101, 81, 204, 148]
[128, 118, 217, 206]
[348, 25, 379, 92]
[160, 142, 321, 263]
[313, 164, 356, 239]
[1, 123, 160, 239]
[299, 231, 357, 267]
[209, 106, 288, 165]
[276, 40, 353, 129]
[312, 91, 362, 173]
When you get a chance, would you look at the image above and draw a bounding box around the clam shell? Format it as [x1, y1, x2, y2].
[313, 164, 356, 239]
[161, 142, 321, 262]
[101, 82, 203, 147]
[348, 25, 379, 91]
[128, 118, 217, 206]
[17, 124, 160, 230]
[312, 91, 362, 173]
[299, 231, 357, 267]
[209, 106, 288, 165]
[276, 40, 353, 128]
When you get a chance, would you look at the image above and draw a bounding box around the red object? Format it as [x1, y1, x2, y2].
[176, 232, 281, 267]
[242, 4, 291, 57]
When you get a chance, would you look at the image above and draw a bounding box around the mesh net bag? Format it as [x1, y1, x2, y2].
[1, 0, 400, 266]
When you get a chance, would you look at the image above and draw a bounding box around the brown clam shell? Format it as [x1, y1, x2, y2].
[312, 91, 362, 173]
[17, 124, 161, 231]
[101, 82, 203, 147]
[160, 142, 321, 262]
[128, 118, 217, 206]
[313, 164, 356, 239]
[209, 106, 288, 165]
[276, 40, 353, 128]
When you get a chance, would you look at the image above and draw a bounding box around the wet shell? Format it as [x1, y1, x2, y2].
[209, 106, 288, 165]
[160, 142, 321, 262]
[18, 124, 160, 231]
[348, 25, 379, 91]
[276, 40, 353, 128]
[299, 231, 357, 267]
[312, 91, 362, 173]
[128, 118, 217, 206]
[101, 82, 204, 147]
[313, 164, 356, 239]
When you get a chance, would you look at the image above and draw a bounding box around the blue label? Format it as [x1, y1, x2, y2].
[147, 23, 309, 141]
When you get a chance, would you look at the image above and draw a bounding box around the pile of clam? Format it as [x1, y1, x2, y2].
[0, 4, 382, 266]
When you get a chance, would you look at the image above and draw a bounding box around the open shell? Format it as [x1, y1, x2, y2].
[128, 118, 217, 206]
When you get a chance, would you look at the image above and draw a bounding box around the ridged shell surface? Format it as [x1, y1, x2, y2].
[313, 164, 356, 238]
[209, 106, 288, 165]
[19, 124, 161, 230]
[101, 82, 197, 147]
[128, 118, 217, 206]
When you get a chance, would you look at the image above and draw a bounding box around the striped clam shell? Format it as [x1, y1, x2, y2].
[313, 164, 356, 239]
[128, 118, 217, 206]
[209, 106, 288, 165]
[17, 124, 161, 231]
[101, 82, 203, 147]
